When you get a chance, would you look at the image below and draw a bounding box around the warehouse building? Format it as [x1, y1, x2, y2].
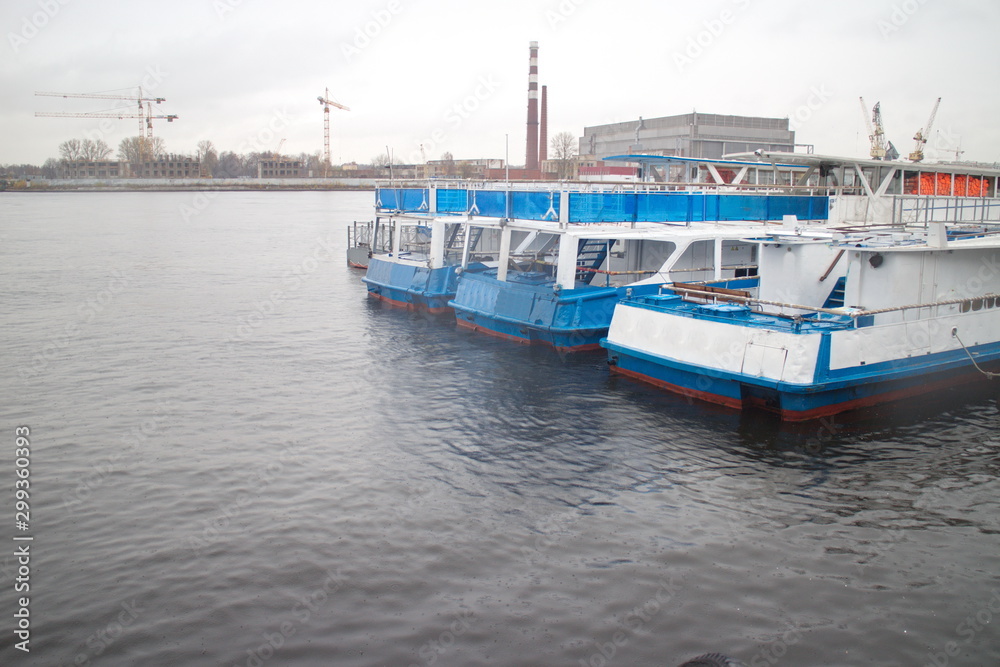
[579, 112, 796, 161]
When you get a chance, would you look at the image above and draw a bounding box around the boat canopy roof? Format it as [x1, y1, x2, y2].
[726, 151, 1000, 177]
[603, 154, 807, 170]
[755, 224, 1000, 252]
[840, 233, 1000, 252]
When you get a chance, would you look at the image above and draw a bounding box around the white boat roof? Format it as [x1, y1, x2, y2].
[725, 151, 1000, 177]
[602, 154, 808, 169]
[468, 216, 815, 241]
[857, 235, 1000, 252]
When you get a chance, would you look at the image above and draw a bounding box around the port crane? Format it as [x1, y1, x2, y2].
[909, 97, 941, 163]
[859, 97, 887, 160]
[317, 88, 349, 174]
[858, 97, 901, 161]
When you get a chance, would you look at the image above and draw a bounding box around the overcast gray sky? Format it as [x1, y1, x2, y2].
[3, 0, 999, 166]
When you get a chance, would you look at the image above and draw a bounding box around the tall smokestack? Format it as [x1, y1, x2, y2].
[525, 41, 539, 171]
[539, 85, 548, 165]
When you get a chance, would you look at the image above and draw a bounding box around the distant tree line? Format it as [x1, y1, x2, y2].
[1, 137, 340, 179]
[200, 140, 337, 179]
[1, 129, 582, 180]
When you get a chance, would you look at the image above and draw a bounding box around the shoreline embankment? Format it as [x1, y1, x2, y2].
[1, 177, 379, 192]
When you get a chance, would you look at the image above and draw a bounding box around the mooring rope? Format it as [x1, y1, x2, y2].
[952, 329, 999, 380]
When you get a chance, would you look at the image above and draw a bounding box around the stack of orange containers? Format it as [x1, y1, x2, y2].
[936, 173, 953, 195]
[920, 173, 936, 195]
[954, 175, 968, 196]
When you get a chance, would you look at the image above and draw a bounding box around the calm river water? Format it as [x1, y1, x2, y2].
[1, 190, 998, 666]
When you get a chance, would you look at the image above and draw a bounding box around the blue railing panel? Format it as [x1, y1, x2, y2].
[378, 187, 831, 222]
[403, 188, 429, 212]
[716, 194, 829, 221]
[471, 190, 507, 218]
[511, 191, 559, 220]
[569, 192, 638, 222]
[376, 188, 428, 213]
[436, 188, 468, 213]
[637, 193, 718, 223]
[376, 187, 397, 210]
[718, 194, 768, 221]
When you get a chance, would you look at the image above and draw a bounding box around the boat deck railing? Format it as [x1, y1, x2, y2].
[664, 284, 1000, 328]
[374, 184, 834, 225]
[376, 178, 859, 196]
[892, 195, 1000, 225]
[347, 220, 392, 254]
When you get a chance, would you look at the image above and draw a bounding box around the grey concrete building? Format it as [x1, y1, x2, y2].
[59, 160, 126, 179]
[580, 112, 795, 160]
[258, 159, 305, 178]
[130, 155, 203, 178]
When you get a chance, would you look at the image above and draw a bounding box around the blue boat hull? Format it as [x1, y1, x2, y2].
[449, 271, 663, 352]
[361, 256, 458, 314]
[603, 338, 1000, 421]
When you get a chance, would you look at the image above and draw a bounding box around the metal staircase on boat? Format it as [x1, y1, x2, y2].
[576, 238, 610, 285]
[822, 276, 847, 309]
[446, 225, 484, 253]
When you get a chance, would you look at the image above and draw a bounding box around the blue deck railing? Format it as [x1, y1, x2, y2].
[375, 187, 829, 223]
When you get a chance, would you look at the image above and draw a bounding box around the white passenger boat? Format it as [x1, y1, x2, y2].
[601, 155, 1000, 420]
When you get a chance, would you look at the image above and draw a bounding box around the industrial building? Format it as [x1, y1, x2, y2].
[130, 155, 202, 178]
[56, 156, 202, 179]
[258, 158, 306, 178]
[58, 160, 126, 179]
[579, 113, 796, 161]
[427, 158, 503, 179]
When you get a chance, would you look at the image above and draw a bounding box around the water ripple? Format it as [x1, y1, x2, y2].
[1, 192, 997, 666]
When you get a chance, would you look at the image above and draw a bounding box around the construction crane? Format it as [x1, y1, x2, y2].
[34, 110, 178, 128]
[947, 136, 964, 162]
[34, 111, 177, 120]
[35, 110, 178, 162]
[36, 89, 167, 140]
[317, 87, 349, 174]
[909, 97, 941, 163]
[36, 90, 165, 102]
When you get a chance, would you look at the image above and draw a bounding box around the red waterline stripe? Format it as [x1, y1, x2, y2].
[368, 291, 452, 315]
[609, 365, 744, 411]
[613, 359, 996, 422]
[776, 367, 994, 422]
[456, 318, 601, 353]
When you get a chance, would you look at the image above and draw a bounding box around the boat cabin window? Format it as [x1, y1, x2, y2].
[618, 240, 676, 285]
[878, 168, 903, 195]
[904, 171, 996, 197]
[960, 297, 997, 313]
[668, 240, 758, 283]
